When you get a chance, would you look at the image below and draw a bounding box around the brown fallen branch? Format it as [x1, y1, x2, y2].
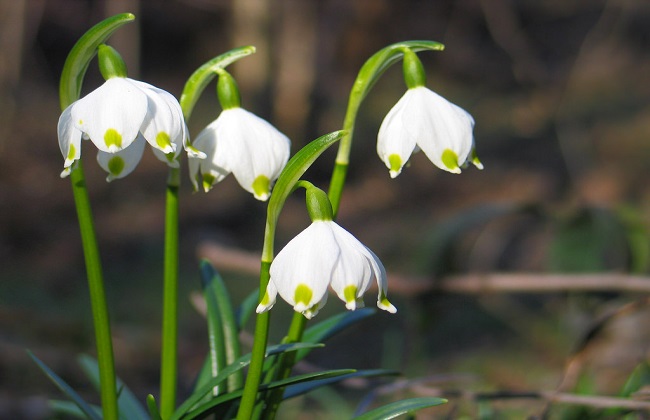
[197, 242, 650, 296]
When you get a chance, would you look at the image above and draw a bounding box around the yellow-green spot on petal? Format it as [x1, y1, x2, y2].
[259, 290, 271, 306]
[107, 156, 125, 176]
[441, 149, 460, 173]
[252, 175, 270, 201]
[471, 148, 484, 170]
[156, 132, 172, 152]
[67, 143, 77, 161]
[104, 128, 122, 150]
[294, 284, 313, 307]
[343, 285, 358, 304]
[388, 154, 402, 178]
[202, 173, 216, 192]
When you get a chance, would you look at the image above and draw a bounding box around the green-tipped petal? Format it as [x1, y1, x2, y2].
[96, 136, 146, 181]
[441, 149, 461, 173]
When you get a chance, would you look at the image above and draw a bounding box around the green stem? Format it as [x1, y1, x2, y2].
[236, 261, 272, 420]
[160, 167, 180, 418]
[261, 312, 307, 419]
[70, 161, 118, 420]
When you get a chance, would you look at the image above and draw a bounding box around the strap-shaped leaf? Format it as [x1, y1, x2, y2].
[59, 13, 135, 109]
[283, 368, 399, 400]
[171, 342, 323, 420]
[354, 397, 447, 420]
[27, 351, 101, 420]
[262, 130, 345, 261]
[180, 46, 256, 119]
[77, 354, 149, 420]
[237, 288, 260, 330]
[48, 400, 102, 419]
[198, 259, 243, 393]
[183, 369, 356, 420]
[297, 307, 376, 361]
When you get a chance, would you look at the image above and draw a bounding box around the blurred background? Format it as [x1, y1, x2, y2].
[1, 0, 650, 418]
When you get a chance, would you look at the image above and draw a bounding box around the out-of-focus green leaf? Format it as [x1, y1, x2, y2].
[353, 397, 447, 420]
[183, 369, 356, 420]
[548, 207, 629, 272]
[283, 369, 399, 400]
[617, 206, 650, 273]
[27, 351, 101, 420]
[48, 400, 101, 419]
[237, 288, 260, 330]
[418, 203, 523, 276]
[77, 354, 149, 420]
[298, 307, 376, 360]
[620, 361, 650, 397]
[171, 342, 323, 420]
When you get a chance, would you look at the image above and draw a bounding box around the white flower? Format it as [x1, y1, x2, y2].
[188, 107, 291, 201]
[57, 77, 195, 181]
[377, 86, 482, 177]
[256, 220, 396, 319]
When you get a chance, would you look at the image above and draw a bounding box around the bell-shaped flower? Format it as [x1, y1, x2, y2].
[377, 86, 482, 177]
[377, 49, 482, 177]
[188, 106, 290, 201]
[256, 220, 397, 319]
[57, 45, 196, 181]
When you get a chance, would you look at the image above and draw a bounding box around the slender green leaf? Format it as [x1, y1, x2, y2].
[27, 351, 101, 420]
[237, 288, 260, 330]
[48, 400, 102, 419]
[200, 260, 242, 392]
[298, 308, 376, 360]
[146, 394, 162, 420]
[283, 369, 399, 400]
[262, 130, 345, 261]
[180, 46, 256, 119]
[77, 354, 149, 420]
[60, 13, 135, 109]
[354, 397, 447, 420]
[184, 369, 356, 420]
[172, 342, 323, 420]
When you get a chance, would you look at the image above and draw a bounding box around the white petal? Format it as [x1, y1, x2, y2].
[71, 78, 148, 153]
[57, 104, 83, 170]
[256, 280, 278, 313]
[218, 108, 290, 197]
[132, 80, 185, 155]
[377, 91, 418, 178]
[402, 87, 474, 173]
[328, 223, 375, 309]
[269, 222, 339, 314]
[96, 135, 146, 181]
[190, 117, 232, 191]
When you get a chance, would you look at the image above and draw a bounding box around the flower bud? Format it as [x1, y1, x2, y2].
[402, 49, 426, 89]
[98, 44, 128, 80]
[216, 69, 241, 110]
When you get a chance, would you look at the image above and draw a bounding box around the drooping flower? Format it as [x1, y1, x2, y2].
[57, 44, 197, 181]
[188, 107, 291, 200]
[188, 70, 290, 201]
[256, 184, 396, 319]
[377, 49, 482, 177]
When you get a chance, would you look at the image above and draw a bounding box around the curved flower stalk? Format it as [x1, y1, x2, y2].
[189, 70, 290, 201]
[57, 44, 194, 181]
[377, 49, 482, 177]
[256, 184, 396, 318]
